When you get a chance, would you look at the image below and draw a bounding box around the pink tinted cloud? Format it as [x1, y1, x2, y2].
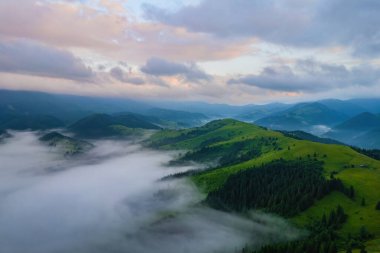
[0, 0, 253, 62]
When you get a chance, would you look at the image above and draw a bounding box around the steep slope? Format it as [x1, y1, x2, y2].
[334, 112, 380, 131]
[324, 112, 380, 148]
[319, 99, 367, 117]
[69, 113, 160, 138]
[148, 119, 380, 251]
[255, 102, 347, 132]
[350, 128, 380, 149]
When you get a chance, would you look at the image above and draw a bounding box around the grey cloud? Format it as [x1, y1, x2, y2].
[109, 67, 145, 85]
[145, 0, 380, 57]
[314, 0, 380, 57]
[141, 57, 211, 82]
[228, 59, 380, 92]
[0, 39, 94, 81]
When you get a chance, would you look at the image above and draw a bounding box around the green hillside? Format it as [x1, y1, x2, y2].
[148, 119, 380, 252]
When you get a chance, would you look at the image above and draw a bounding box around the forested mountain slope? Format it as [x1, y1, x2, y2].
[148, 119, 380, 252]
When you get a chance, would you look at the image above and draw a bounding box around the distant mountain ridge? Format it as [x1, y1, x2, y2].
[334, 112, 380, 130]
[255, 102, 348, 133]
[324, 112, 380, 148]
[69, 113, 160, 138]
[0, 114, 64, 131]
[319, 99, 367, 117]
[0, 89, 209, 128]
[0, 89, 379, 148]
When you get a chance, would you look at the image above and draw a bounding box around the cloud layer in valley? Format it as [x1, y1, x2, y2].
[0, 132, 302, 253]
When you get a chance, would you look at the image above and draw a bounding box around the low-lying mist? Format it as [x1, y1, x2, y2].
[0, 132, 301, 253]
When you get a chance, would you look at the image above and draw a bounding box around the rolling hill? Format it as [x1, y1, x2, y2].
[69, 113, 160, 138]
[39, 131, 94, 156]
[148, 119, 380, 252]
[334, 112, 380, 131]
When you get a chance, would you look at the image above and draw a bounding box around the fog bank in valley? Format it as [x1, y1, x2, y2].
[0, 132, 301, 253]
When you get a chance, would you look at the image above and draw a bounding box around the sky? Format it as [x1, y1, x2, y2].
[0, 0, 379, 104]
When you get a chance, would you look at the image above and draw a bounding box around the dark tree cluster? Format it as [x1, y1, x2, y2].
[199, 136, 228, 148]
[247, 231, 339, 253]
[150, 120, 230, 147]
[319, 205, 347, 230]
[244, 206, 348, 253]
[376, 201, 380, 210]
[206, 159, 349, 217]
[328, 177, 355, 200]
[351, 147, 380, 161]
[177, 139, 270, 167]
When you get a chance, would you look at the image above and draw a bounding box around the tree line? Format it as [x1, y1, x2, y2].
[206, 159, 352, 217]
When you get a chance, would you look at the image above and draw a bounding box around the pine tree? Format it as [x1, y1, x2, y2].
[328, 210, 336, 226]
[327, 242, 338, 253]
[349, 186, 355, 199]
[321, 214, 327, 226]
[375, 201, 380, 210]
[360, 226, 370, 240]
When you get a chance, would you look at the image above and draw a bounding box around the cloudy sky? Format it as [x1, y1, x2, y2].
[0, 0, 379, 104]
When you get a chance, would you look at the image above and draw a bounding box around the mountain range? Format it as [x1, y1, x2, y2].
[0, 89, 379, 148]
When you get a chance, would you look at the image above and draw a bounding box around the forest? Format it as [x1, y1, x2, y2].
[206, 159, 353, 217]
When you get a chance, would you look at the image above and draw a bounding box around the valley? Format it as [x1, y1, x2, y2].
[0, 131, 300, 253]
[0, 90, 380, 253]
[148, 119, 380, 252]
[2, 1, 380, 252]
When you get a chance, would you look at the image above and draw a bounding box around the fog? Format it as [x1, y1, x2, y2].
[311, 125, 331, 135]
[0, 132, 301, 253]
